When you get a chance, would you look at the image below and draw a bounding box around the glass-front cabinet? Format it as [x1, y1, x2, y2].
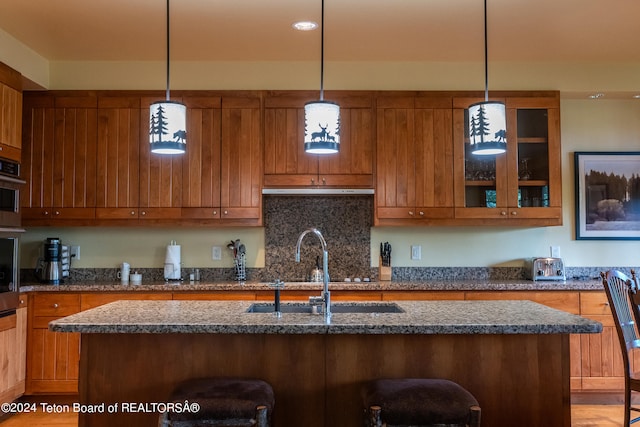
[453, 94, 562, 225]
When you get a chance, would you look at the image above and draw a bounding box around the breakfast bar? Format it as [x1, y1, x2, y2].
[50, 299, 601, 427]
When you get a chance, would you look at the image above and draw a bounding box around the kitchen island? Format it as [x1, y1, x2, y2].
[50, 299, 601, 427]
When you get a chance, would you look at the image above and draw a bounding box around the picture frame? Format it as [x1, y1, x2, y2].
[574, 151, 640, 240]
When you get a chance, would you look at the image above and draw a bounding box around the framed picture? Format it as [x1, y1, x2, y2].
[575, 151, 640, 240]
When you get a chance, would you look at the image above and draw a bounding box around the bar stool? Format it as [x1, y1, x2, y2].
[158, 377, 275, 427]
[362, 378, 481, 427]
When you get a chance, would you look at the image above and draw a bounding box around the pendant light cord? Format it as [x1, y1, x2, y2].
[483, 0, 488, 102]
[166, 0, 171, 101]
[319, 0, 325, 101]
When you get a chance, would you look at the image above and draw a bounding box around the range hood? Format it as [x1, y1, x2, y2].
[262, 188, 374, 195]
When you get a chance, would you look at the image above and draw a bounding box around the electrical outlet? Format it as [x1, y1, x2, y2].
[411, 245, 422, 260]
[212, 246, 222, 260]
[550, 245, 561, 258]
[70, 245, 80, 260]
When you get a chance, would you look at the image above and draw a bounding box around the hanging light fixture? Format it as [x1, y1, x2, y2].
[149, 0, 186, 155]
[304, 0, 340, 154]
[468, 0, 506, 156]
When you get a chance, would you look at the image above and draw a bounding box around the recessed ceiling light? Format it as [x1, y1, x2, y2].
[292, 21, 318, 31]
[588, 93, 605, 99]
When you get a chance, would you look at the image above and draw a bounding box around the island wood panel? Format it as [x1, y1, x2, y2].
[79, 333, 326, 427]
[325, 333, 570, 427]
[464, 291, 580, 313]
[77, 331, 570, 427]
[172, 292, 257, 301]
[382, 291, 465, 300]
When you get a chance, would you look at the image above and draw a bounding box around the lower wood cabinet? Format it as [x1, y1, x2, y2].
[24, 289, 617, 396]
[0, 294, 27, 404]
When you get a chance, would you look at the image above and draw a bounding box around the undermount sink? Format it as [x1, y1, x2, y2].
[246, 302, 404, 314]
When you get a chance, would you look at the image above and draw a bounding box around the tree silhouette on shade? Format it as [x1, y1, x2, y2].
[472, 105, 490, 144]
[150, 104, 169, 142]
[469, 115, 479, 144]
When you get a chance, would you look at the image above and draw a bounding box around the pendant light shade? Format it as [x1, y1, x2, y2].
[469, 0, 505, 156]
[304, 0, 340, 154]
[150, 0, 186, 155]
[304, 101, 340, 154]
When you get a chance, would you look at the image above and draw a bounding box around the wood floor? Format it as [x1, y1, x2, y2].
[0, 401, 627, 427]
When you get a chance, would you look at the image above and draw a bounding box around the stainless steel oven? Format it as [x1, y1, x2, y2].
[0, 157, 24, 315]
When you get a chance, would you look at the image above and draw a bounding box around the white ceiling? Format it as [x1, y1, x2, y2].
[1, 0, 639, 64]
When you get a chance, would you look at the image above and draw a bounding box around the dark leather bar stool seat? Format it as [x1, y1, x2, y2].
[159, 377, 275, 427]
[362, 378, 481, 427]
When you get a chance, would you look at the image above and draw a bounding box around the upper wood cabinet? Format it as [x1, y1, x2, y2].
[263, 91, 374, 188]
[453, 93, 562, 225]
[21, 94, 98, 224]
[375, 94, 454, 226]
[181, 95, 263, 225]
[0, 62, 22, 162]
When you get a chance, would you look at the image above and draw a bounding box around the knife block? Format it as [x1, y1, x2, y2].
[379, 257, 392, 281]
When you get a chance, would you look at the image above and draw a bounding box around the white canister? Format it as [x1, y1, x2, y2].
[130, 273, 142, 285]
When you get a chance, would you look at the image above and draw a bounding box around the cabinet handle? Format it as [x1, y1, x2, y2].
[53, 303, 59, 308]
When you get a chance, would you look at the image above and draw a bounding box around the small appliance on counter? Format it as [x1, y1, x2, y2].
[35, 237, 70, 285]
[525, 257, 566, 281]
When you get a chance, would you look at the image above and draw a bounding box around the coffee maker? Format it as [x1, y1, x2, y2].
[35, 237, 66, 285]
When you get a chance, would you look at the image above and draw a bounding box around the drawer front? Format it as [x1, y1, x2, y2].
[81, 293, 172, 311]
[32, 293, 81, 317]
[580, 292, 612, 316]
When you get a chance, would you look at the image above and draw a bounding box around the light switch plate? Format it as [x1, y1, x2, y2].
[550, 245, 561, 258]
[212, 246, 222, 260]
[411, 245, 422, 260]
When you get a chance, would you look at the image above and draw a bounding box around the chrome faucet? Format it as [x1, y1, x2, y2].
[295, 228, 331, 320]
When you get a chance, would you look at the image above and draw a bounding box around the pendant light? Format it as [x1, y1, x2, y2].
[468, 0, 506, 156]
[304, 0, 340, 154]
[149, 0, 186, 155]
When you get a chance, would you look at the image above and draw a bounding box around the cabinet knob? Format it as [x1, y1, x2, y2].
[322, 177, 326, 184]
[53, 303, 59, 308]
[54, 211, 60, 215]
[130, 211, 136, 216]
[212, 210, 217, 216]
[141, 211, 146, 216]
[310, 178, 315, 185]
[408, 211, 414, 216]
[43, 211, 49, 216]
[500, 211, 507, 216]
[19, 299, 24, 305]
[511, 211, 518, 216]
[419, 211, 424, 216]
[223, 210, 228, 215]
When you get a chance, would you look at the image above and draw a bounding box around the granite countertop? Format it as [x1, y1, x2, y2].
[21, 278, 604, 292]
[48, 299, 602, 335]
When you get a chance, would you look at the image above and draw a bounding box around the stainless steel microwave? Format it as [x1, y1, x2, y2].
[0, 158, 23, 228]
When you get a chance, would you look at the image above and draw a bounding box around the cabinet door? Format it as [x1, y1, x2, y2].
[27, 293, 81, 394]
[0, 298, 27, 404]
[0, 82, 22, 162]
[0, 63, 23, 162]
[317, 92, 374, 188]
[263, 93, 319, 187]
[220, 96, 262, 223]
[180, 96, 222, 220]
[376, 96, 416, 220]
[453, 94, 562, 225]
[375, 96, 454, 225]
[22, 95, 97, 223]
[95, 96, 141, 221]
[137, 96, 183, 220]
